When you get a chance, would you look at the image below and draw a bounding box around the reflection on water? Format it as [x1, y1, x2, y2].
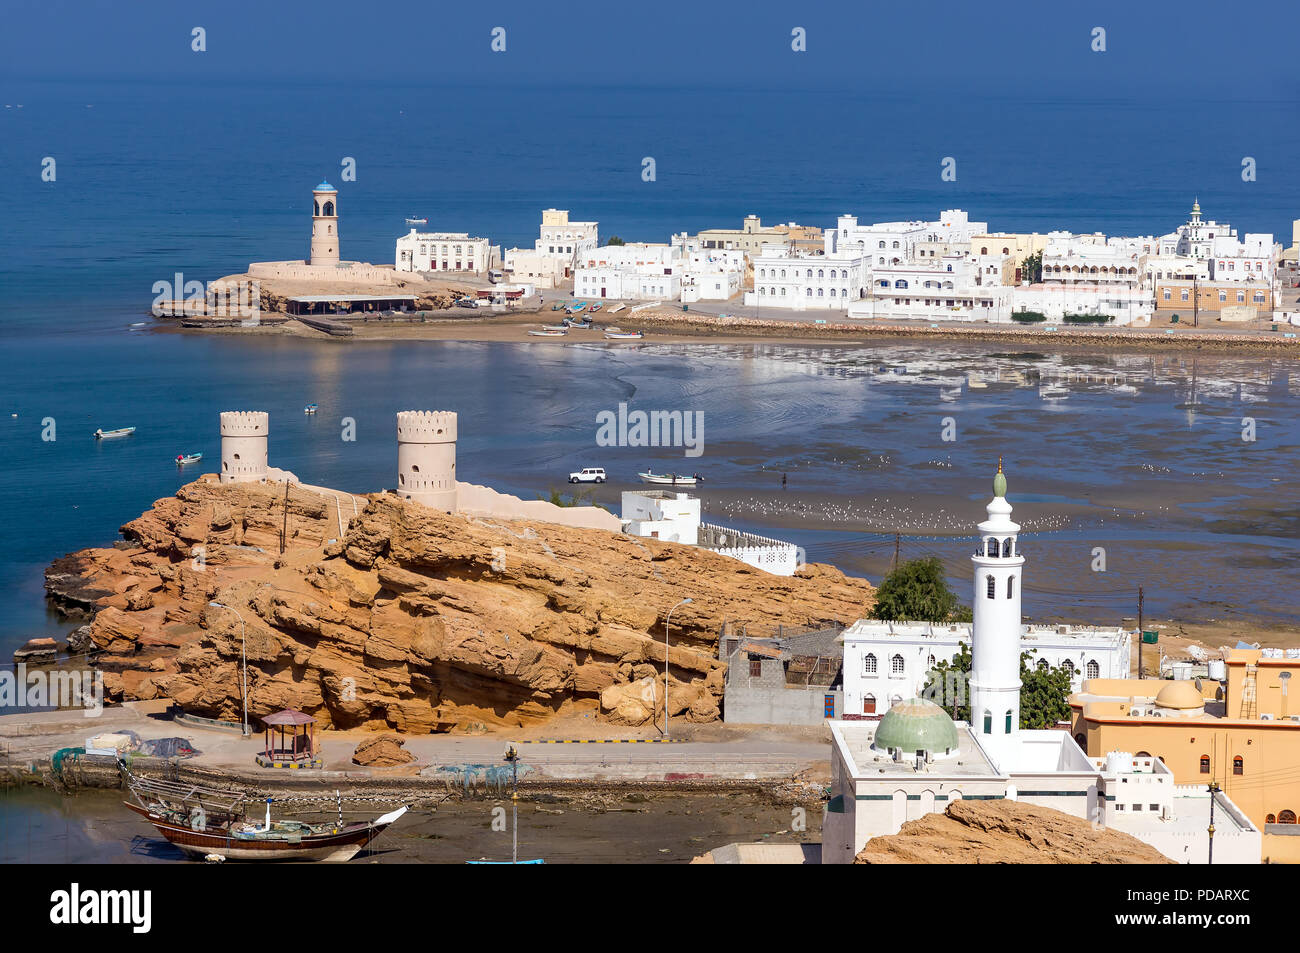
[3, 336, 1298, 654]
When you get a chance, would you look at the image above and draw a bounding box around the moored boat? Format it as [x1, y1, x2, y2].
[405, 216, 428, 225]
[604, 329, 643, 340]
[637, 470, 699, 486]
[120, 763, 407, 862]
[175, 452, 203, 465]
[528, 327, 567, 337]
[304, 403, 318, 414]
[564, 317, 592, 329]
[94, 427, 136, 439]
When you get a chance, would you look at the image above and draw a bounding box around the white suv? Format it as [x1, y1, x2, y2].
[568, 467, 607, 484]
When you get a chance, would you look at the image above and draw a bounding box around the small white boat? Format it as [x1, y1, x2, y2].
[304, 404, 318, 414]
[606, 303, 626, 314]
[541, 324, 569, 332]
[604, 329, 643, 340]
[94, 427, 136, 439]
[638, 470, 699, 487]
[528, 328, 567, 337]
[564, 317, 592, 329]
[405, 216, 428, 225]
[175, 452, 202, 465]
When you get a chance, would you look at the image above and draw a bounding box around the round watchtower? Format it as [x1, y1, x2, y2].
[220, 411, 269, 484]
[309, 180, 339, 266]
[396, 411, 457, 512]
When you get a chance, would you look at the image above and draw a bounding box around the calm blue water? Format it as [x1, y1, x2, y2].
[1, 79, 1298, 656]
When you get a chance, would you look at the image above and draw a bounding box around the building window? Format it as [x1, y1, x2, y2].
[864, 653, 877, 674]
[983, 710, 992, 734]
[890, 654, 904, 675]
[749, 659, 762, 678]
[986, 575, 995, 599]
[1279, 810, 1297, 824]
[1005, 710, 1013, 733]
[863, 694, 876, 715]
[1199, 755, 1210, 774]
[1086, 659, 1099, 679]
[1037, 658, 1049, 671]
[1233, 756, 1244, 776]
[1075, 732, 1086, 748]
[1002, 538, 1013, 557]
[1062, 659, 1075, 677]
[986, 539, 996, 557]
[1006, 576, 1015, 599]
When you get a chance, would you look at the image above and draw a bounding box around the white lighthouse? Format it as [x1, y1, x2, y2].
[969, 459, 1024, 755]
[219, 411, 269, 484]
[309, 181, 339, 266]
[396, 411, 458, 512]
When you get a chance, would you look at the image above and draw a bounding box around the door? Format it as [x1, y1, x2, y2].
[824, 694, 836, 718]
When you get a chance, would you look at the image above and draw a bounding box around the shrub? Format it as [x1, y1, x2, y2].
[1011, 311, 1047, 323]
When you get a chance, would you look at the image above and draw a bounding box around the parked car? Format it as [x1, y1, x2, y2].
[568, 467, 607, 484]
[456, 298, 477, 309]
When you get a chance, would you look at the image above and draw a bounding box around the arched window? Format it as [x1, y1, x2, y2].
[864, 653, 877, 674]
[863, 694, 876, 714]
[986, 539, 997, 557]
[1266, 814, 1276, 824]
[1062, 659, 1075, 677]
[890, 654, 905, 675]
[1006, 576, 1014, 599]
[1002, 538, 1013, 557]
[314, 201, 320, 215]
[323, 201, 335, 216]
[982, 710, 992, 734]
[1280, 810, 1297, 824]
[1233, 756, 1244, 776]
[1199, 755, 1210, 774]
[980, 247, 988, 255]
[927, 654, 936, 668]
[986, 575, 996, 599]
[1086, 659, 1099, 679]
[1005, 709, 1013, 733]
[1074, 732, 1086, 748]
[1037, 658, 1049, 671]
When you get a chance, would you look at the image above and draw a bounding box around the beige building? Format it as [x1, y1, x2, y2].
[694, 216, 822, 255]
[1154, 279, 1273, 321]
[1072, 648, 1300, 863]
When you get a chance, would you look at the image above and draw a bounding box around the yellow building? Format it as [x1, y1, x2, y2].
[1072, 648, 1300, 862]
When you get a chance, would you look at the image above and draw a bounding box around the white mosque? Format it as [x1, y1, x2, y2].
[821, 464, 1260, 864]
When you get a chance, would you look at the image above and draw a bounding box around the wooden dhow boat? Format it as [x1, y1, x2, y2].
[120, 762, 407, 862]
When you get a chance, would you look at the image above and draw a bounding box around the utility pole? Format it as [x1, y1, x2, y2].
[280, 483, 291, 555]
[505, 745, 519, 865]
[1137, 586, 1145, 680]
[1207, 780, 1219, 864]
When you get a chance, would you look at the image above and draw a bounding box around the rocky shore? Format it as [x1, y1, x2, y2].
[43, 477, 873, 733]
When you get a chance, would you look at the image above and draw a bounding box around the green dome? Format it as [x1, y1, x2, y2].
[993, 459, 1007, 498]
[874, 698, 960, 756]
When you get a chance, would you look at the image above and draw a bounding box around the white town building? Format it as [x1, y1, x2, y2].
[745, 243, 868, 311]
[620, 490, 802, 575]
[821, 464, 1258, 864]
[395, 229, 491, 274]
[502, 208, 599, 289]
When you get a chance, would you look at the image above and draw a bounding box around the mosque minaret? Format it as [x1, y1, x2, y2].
[969, 459, 1025, 755]
[309, 180, 339, 266]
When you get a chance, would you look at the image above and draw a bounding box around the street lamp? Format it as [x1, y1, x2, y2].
[663, 597, 692, 739]
[208, 601, 249, 736]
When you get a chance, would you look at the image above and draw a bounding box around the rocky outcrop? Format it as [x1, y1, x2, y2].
[45, 477, 873, 734]
[855, 799, 1172, 864]
[352, 734, 416, 767]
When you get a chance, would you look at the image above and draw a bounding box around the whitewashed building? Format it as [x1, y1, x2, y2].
[746, 243, 868, 310]
[502, 208, 599, 288]
[620, 491, 801, 575]
[395, 230, 491, 274]
[822, 465, 1256, 865]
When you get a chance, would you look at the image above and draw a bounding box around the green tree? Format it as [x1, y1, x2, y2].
[871, 557, 971, 623]
[536, 487, 607, 510]
[921, 644, 1074, 728]
[606, 236, 625, 246]
[1020, 250, 1043, 283]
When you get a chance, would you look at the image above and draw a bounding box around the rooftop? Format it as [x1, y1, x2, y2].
[832, 720, 998, 779]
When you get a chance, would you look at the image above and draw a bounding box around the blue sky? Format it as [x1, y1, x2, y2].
[3, 0, 1298, 98]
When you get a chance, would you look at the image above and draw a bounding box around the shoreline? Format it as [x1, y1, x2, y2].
[158, 308, 1300, 355]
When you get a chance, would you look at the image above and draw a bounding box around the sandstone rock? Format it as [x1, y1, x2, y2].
[46, 478, 875, 733]
[352, 734, 416, 767]
[855, 799, 1173, 864]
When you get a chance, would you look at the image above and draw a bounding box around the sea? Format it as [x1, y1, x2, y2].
[1, 76, 1299, 859]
